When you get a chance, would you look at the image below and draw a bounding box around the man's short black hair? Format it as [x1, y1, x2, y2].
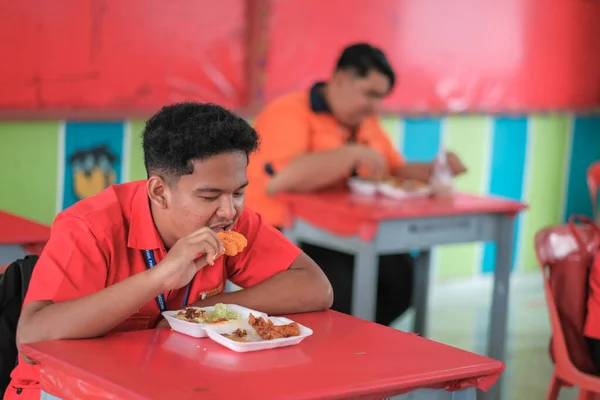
[335, 43, 395, 90]
[143, 102, 259, 181]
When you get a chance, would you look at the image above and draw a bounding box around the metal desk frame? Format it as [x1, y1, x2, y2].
[285, 212, 515, 400]
[0, 244, 28, 265]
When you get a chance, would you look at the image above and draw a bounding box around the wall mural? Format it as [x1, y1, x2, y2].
[62, 122, 124, 209]
[69, 145, 118, 200]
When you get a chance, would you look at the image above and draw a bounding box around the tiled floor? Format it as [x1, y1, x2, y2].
[392, 273, 579, 400]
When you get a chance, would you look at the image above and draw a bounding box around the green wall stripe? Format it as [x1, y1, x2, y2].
[520, 114, 570, 271]
[0, 121, 60, 224]
[129, 120, 146, 182]
[436, 116, 491, 279]
[380, 117, 401, 149]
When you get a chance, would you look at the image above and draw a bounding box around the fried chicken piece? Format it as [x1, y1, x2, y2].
[217, 231, 248, 256]
[248, 313, 301, 340]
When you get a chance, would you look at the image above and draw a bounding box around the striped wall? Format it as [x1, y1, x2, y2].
[0, 114, 596, 279]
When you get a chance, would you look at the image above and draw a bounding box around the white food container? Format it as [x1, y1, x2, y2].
[348, 178, 378, 196]
[378, 182, 432, 199]
[204, 316, 313, 353]
[162, 304, 267, 338]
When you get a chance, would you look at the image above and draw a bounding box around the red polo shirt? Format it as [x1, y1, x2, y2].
[6, 180, 301, 400]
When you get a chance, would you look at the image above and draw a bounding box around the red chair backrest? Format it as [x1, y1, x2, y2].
[535, 216, 600, 375]
[587, 162, 600, 220]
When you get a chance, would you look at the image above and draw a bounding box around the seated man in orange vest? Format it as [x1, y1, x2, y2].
[247, 43, 466, 326]
[6, 103, 333, 400]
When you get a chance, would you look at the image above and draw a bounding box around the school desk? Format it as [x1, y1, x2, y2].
[22, 311, 503, 400]
[0, 211, 50, 265]
[279, 192, 526, 400]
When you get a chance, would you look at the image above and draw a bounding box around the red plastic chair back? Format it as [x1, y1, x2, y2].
[535, 218, 600, 399]
[587, 162, 600, 221]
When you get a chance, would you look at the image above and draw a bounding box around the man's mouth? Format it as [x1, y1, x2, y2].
[210, 223, 231, 233]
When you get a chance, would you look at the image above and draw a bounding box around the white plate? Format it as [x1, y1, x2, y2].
[162, 304, 268, 338]
[348, 178, 378, 196]
[204, 316, 313, 353]
[379, 182, 431, 199]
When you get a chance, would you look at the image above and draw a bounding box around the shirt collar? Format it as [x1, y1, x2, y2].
[127, 182, 165, 251]
[309, 82, 331, 113]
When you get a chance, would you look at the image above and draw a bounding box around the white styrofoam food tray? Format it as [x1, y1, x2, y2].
[349, 178, 432, 199]
[204, 316, 313, 353]
[162, 304, 267, 338]
[348, 178, 378, 196]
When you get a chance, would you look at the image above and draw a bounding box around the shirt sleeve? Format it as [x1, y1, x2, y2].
[24, 212, 109, 306]
[226, 208, 302, 288]
[252, 101, 311, 173]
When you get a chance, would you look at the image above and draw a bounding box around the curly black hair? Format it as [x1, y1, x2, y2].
[142, 102, 259, 181]
[336, 43, 395, 91]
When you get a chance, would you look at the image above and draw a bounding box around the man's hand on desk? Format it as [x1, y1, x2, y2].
[351, 144, 388, 180]
[440, 151, 467, 176]
[395, 151, 467, 182]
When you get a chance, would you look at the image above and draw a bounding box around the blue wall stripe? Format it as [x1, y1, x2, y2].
[401, 118, 442, 162]
[564, 116, 600, 220]
[482, 117, 528, 273]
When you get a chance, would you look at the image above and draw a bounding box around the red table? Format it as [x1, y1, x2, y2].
[279, 192, 526, 400]
[22, 311, 502, 400]
[0, 211, 51, 266]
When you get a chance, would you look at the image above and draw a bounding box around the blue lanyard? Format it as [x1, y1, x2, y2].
[142, 250, 191, 312]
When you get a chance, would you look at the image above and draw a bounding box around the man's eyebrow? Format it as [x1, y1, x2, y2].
[236, 181, 249, 190]
[194, 181, 249, 193]
[194, 187, 222, 193]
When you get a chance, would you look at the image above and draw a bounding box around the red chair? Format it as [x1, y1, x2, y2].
[535, 224, 600, 400]
[587, 162, 600, 221]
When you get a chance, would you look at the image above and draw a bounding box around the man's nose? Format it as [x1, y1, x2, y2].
[216, 195, 236, 219]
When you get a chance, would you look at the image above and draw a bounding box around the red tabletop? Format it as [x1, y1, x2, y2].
[22, 311, 503, 400]
[280, 191, 527, 239]
[0, 211, 51, 245]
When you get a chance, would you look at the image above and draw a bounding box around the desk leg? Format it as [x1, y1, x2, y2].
[413, 250, 431, 337]
[482, 215, 515, 400]
[352, 242, 378, 321]
[391, 387, 476, 400]
[0, 244, 27, 265]
[40, 391, 62, 400]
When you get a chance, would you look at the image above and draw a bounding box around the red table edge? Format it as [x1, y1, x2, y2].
[281, 193, 528, 224]
[23, 341, 505, 400]
[0, 210, 51, 245]
[280, 193, 527, 241]
[26, 349, 147, 400]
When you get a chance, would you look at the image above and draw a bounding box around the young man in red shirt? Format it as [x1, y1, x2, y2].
[6, 103, 333, 400]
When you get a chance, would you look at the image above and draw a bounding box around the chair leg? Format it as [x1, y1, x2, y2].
[547, 373, 562, 400]
[578, 389, 599, 400]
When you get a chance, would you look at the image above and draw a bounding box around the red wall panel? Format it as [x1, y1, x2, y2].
[263, 0, 600, 112]
[0, 0, 247, 114]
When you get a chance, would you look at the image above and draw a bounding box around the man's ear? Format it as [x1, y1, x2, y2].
[147, 175, 170, 209]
